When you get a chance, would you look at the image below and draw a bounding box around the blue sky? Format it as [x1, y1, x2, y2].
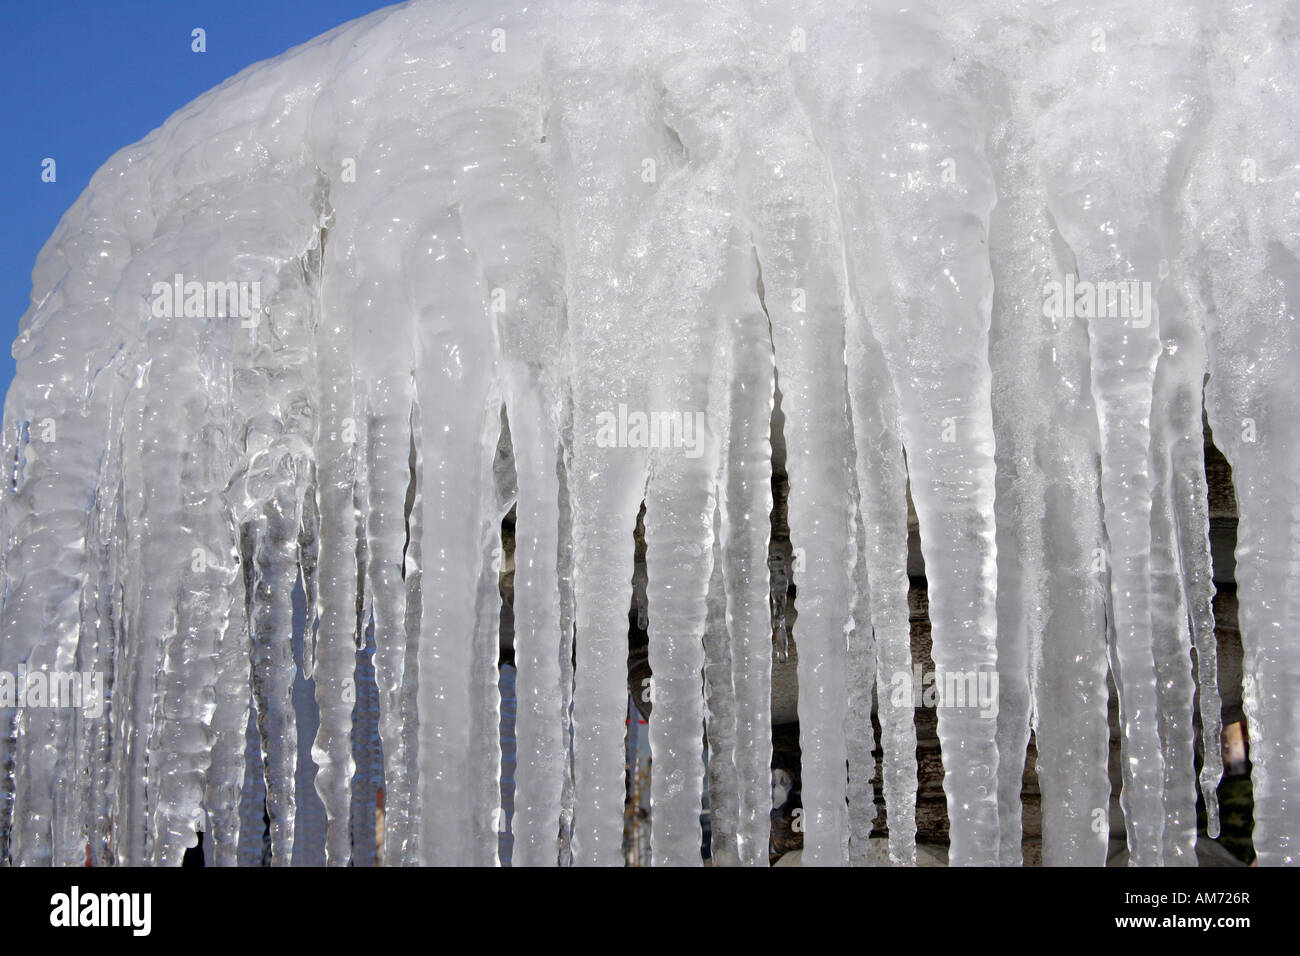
[0, 0, 397, 399]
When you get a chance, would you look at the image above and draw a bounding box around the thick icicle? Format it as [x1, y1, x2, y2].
[409, 199, 499, 865]
[549, 10, 657, 866]
[1184, 0, 1300, 866]
[1148, 258, 1222, 864]
[637, 29, 767, 864]
[455, 95, 566, 867]
[643, 440, 713, 867]
[506, 383, 566, 865]
[796, 1, 1002, 864]
[1029, 4, 1208, 865]
[716, 245, 776, 868]
[844, 299, 916, 866]
[740, 52, 858, 869]
[487, 120, 568, 862]
[952, 5, 1112, 865]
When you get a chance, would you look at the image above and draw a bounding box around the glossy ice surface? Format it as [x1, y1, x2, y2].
[2, 0, 1297, 866]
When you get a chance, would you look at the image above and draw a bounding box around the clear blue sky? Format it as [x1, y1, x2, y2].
[0, 0, 398, 399]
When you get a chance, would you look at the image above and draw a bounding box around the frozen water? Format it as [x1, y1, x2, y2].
[2, 0, 1297, 866]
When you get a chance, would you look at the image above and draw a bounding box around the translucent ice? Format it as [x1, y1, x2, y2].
[2, 0, 1295, 867]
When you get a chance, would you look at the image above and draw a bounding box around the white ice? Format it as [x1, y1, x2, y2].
[1, 0, 1295, 866]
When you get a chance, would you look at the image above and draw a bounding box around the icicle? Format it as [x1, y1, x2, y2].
[111, 338, 189, 866]
[336, 140, 433, 865]
[1149, 418, 1198, 865]
[299, 479, 321, 683]
[768, 538, 790, 664]
[1026, 3, 1212, 865]
[844, 500, 878, 866]
[454, 108, 569, 867]
[75, 457, 127, 867]
[1070, 215, 1168, 868]
[844, 310, 916, 867]
[1169, 403, 1223, 839]
[310, 192, 359, 866]
[1146, 227, 1221, 840]
[717, 246, 776, 868]
[506, 382, 566, 865]
[205, 603, 252, 866]
[987, 215, 1112, 868]
[987, 330, 1042, 867]
[980, 114, 1048, 867]
[642, 460, 713, 867]
[398, 404, 423, 864]
[635, 44, 766, 865]
[237, 678, 269, 866]
[703, 507, 741, 866]
[1, 144, 146, 865]
[731, 42, 864, 865]
[237, 212, 325, 867]
[465, 413, 511, 867]
[1146, 266, 1224, 864]
[410, 197, 499, 865]
[150, 380, 241, 866]
[1185, 0, 1300, 867]
[940, 2, 1120, 865]
[559, 302, 648, 870]
[638, 239, 725, 861]
[248, 487, 304, 865]
[555, 413, 578, 868]
[156, 179, 324, 865]
[306, 469, 357, 868]
[346, 395, 381, 865]
[357, 336, 416, 865]
[549, 16, 658, 866]
[794, 2, 1002, 864]
[7, 0, 1300, 872]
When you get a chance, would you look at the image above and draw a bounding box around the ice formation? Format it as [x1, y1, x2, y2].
[1, 0, 1297, 866]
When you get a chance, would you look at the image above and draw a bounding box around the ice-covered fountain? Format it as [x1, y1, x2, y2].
[1, 0, 1297, 866]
